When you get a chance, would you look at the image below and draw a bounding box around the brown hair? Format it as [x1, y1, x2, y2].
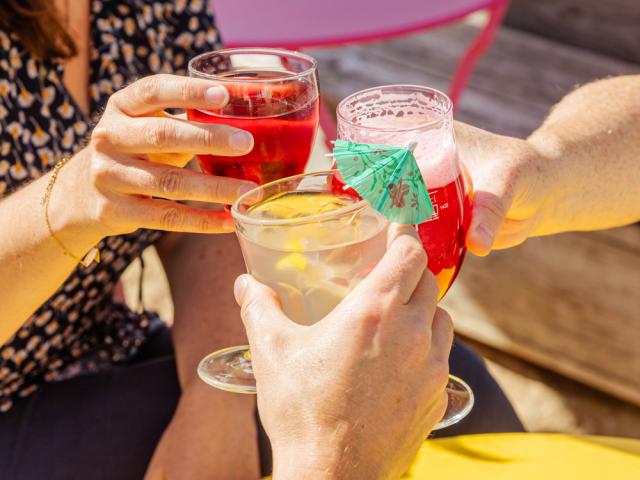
[0, 0, 76, 59]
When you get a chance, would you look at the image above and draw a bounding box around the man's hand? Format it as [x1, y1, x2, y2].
[456, 122, 553, 256]
[236, 224, 454, 479]
[459, 76, 640, 256]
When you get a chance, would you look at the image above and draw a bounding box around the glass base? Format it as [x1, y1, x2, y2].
[197, 345, 256, 394]
[198, 348, 474, 430]
[432, 375, 475, 430]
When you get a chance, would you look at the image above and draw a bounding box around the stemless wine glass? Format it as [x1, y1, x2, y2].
[337, 85, 474, 428]
[187, 47, 319, 185]
[198, 171, 472, 430]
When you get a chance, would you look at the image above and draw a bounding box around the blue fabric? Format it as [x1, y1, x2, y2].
[433, 339, 525, 438]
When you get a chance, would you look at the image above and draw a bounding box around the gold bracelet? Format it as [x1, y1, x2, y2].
[41, 156, 100, 267]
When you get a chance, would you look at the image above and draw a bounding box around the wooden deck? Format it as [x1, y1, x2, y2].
[306, 15, 640, 431]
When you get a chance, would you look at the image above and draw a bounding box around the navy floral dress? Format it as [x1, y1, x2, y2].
[0, 0, 221, 412]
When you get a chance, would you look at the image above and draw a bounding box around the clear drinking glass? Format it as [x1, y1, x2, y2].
[198, 170, 386, 389]
[337, 85, 472, 299]
[337, 85, 474, 429]
[198, 170, 472, 430]
[187, 48, 319, 185]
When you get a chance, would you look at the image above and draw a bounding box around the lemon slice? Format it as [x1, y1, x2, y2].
[283, 238, 304, 253]
[276, 253, 308, 271]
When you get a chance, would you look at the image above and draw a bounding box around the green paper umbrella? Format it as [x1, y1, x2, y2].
[332, 139, 433, 224]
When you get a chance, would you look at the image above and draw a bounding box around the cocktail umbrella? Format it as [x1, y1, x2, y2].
[332, 139, 433, 224]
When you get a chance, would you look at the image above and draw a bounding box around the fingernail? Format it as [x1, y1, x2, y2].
[234, 275, 249, 303]
[229, 131, 254, 152]
[475, 224, 495, 251]
[204, 86, 228, 106]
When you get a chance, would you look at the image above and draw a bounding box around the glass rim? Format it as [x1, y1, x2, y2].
[231, 170, 370, 227]
[336, 84, 453, 133]
[188, 47, 318, 83]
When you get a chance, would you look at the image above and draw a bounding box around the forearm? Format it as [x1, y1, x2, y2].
[0, 155, 101, 343]
[158, 232, 249, 387]
[527, 75, 640, 235]
[155, 232, 260, 476]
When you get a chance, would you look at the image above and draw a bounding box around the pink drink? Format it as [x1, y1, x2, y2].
[337, 86, 471, 298]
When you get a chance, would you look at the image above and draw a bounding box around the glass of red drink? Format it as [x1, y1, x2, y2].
[337, 85, 474, 429]
[188, 48, 319, 186]
[337, 85, 472, 300]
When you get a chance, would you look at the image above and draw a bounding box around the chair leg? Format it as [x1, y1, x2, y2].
[319, 99, 337, 148]
[448, 0, 510, 109]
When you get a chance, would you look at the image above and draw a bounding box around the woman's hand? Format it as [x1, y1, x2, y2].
[236, 224, 453, 479]
[51, 74, 256, 247]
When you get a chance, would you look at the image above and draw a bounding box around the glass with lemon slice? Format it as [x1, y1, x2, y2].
[197, 171, 387, 392]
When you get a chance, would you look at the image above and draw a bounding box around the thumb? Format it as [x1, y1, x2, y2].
[234, 275, 292, 345]
[467, 186, 513, 257]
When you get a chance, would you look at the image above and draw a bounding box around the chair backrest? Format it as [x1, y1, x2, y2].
[212, 0, 503, 48]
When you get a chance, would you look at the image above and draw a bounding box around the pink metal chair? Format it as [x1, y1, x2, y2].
[210, 0, 509, 140]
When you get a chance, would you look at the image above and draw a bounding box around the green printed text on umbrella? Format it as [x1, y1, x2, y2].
[332, 139, 434, 224]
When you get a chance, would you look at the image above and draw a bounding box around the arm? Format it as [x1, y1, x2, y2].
[0, 74, 254, 344]
[459, 75, 640, 255]
[528, 75, 640, 234]
[144, 233, 259, 479]
[0, 165, 102, 342]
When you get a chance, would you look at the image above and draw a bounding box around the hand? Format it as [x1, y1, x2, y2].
[145, 382, 259, 480]
[459, 76, 640, 255]
[236, 224, 454, 479]
[456, 122, 555, 256]
[50, 74, 257, 250]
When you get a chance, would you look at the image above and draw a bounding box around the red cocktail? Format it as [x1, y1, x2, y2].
[188, 49, 319, 185]
[418, 169, 472, 296]
[337, 85, 472, 299]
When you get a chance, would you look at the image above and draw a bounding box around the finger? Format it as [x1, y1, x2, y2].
[352, 223, 427, 305]
[103, 157, 256, 204]
[406, 268, 439, 321]
[146, 112, 197, 167]
[492, 217, 537, 250]
[120, 197, 236, 233]
[111, 74, 229, 116]
[234, 275, 293, 347]
[101, 116, 253, 156]
[430, 308, 454, 362]
[466, 189, 512, 257]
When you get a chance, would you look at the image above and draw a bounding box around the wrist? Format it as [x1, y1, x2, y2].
[272, 444, 343, 480]
[45, 152, 105, 259]
[526, 129, 570, 236]
[272, 435, 383, 480]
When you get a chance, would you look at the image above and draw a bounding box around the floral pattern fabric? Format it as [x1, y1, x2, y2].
[0, 0, 221, 412]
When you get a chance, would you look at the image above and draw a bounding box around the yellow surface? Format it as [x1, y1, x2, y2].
[405, 433, 640, 479]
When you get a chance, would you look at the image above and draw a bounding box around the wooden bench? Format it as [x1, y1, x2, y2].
[309, 15, 640, 406]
